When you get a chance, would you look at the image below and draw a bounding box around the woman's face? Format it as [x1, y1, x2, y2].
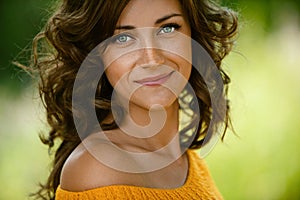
[102, 0, 192, 110]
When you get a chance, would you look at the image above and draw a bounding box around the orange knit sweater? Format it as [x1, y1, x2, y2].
[56, 150, 223, 199]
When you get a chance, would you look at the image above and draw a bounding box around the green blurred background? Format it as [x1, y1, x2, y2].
[1, 0, 299, 199]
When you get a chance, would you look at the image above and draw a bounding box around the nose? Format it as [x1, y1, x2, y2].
[135, 30, 165, 68]
[139, 47, 165, 68]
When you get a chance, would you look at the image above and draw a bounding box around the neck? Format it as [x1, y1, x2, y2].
[118, 101, 181, 153]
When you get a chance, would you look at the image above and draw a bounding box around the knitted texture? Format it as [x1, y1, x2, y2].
[56, 150, 223, 200]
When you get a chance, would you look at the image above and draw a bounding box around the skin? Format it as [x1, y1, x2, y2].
[61, 0, 192, 191]
[102, 0, 192, 148]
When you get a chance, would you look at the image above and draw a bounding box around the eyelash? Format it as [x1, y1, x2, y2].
[111, 23, 182, 44]
[158, 23, 182, 34]
[111, 33, 134, 44]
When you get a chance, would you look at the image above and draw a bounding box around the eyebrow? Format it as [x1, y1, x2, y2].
[115, 13, 182, 30]
[155, 13, 182, 24]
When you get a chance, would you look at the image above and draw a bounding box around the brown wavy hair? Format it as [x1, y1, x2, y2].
[30, 0, 238, 199]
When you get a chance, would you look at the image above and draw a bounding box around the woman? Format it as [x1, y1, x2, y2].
[31, 0, 238, 199]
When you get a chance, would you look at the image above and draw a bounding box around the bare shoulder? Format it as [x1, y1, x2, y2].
[60, 135, 128, 192]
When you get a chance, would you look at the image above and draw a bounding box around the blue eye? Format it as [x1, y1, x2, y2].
[158, 23, 181, 35]
[113, 34, 133, 44]
[161, 26, 175, 34]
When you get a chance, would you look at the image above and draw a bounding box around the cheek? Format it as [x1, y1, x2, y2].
[105, 67, 119, 87]
[158, 33, 192, 64]
[161, 43, 192, 81]
[104, 55, 136, 87]
[165, 51, 192, 80]
[104, 59, 123, 87]
[181, 61, 192, 80]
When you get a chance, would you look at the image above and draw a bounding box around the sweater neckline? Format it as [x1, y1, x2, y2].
[111, 149, 194, 191]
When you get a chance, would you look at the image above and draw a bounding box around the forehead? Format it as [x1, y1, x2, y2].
[117, 0, 183, 26]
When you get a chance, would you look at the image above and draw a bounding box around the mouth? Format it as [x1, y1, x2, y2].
[134, 71, 174, 86]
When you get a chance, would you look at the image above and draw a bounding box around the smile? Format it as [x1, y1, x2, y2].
[135, 71, 174, 86]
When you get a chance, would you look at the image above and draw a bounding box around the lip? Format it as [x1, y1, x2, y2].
[135, 71, 174, 86]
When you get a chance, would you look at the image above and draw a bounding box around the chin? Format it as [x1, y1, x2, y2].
[131, 91, 178, 110]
